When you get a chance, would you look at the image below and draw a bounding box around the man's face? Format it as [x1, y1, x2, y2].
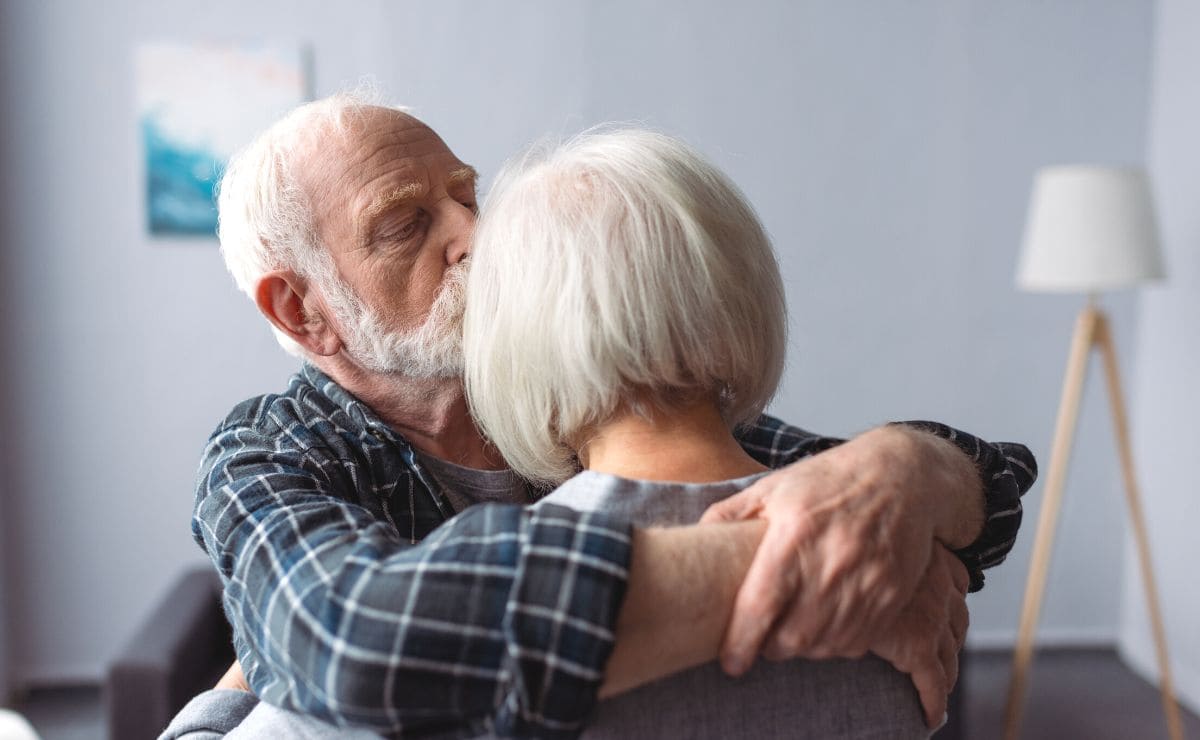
[299, 108, 479, 376]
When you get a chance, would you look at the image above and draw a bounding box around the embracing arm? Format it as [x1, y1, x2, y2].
[193, 424, 632, 738]
[708, 417, 1036, 721]
[548, 420, 1030, 722]
[195, 428, 797, 736]
[599, 520, 765, 699]
[738, 415, 1037, 591]
[195, 410, 1032, 735]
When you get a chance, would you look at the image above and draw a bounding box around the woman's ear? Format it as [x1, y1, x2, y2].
[254, 270, 342, 356]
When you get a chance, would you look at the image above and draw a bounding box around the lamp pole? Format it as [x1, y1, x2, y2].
[1002, 299, 1182, 740]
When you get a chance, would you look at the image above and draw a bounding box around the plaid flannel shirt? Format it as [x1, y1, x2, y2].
[192, 364, 1036, 738]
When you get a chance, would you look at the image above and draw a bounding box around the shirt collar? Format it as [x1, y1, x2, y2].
[299, 362, 395, 438]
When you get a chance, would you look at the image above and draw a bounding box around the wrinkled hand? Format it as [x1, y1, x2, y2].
[870, 545, 970, 728]
[214, 660, 251, 692]
[700, 426, 937, 674]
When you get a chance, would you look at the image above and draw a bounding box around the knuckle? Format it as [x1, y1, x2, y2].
[876, 583, 903, 611]
[762, 640, 787, 662]
[775, 628, 806, 656]
[741, 597, 777, 623]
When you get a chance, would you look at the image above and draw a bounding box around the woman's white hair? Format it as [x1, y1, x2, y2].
[215, 88, 393, 356]
[464, 128, 788, 486]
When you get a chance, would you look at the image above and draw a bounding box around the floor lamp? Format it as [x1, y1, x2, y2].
[1003, 166, 1182, 740]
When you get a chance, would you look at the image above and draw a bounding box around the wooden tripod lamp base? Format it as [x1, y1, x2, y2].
[1002, 302, 1184, 740]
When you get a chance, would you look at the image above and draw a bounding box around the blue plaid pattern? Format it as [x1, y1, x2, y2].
[192, 364, 1035, 737]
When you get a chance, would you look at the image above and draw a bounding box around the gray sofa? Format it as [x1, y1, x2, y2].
[106, 569, 233, 740]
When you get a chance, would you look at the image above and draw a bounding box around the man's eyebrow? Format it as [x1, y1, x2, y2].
[447, 165, 479, 188]
[364, 182, 425, 220]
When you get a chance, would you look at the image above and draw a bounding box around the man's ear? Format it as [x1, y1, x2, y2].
[254, 270, 342, 356]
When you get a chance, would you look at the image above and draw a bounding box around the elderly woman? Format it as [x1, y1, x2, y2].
[463, 128, 929, 739]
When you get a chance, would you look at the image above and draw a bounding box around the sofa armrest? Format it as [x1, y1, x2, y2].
[106, 567, 234, 740]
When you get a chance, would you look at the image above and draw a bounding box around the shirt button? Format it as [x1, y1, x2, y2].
[370, 429, 387, 441]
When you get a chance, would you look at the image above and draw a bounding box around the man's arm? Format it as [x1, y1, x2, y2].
[598, 521, 969, 730]
[199, 410, 1031, 734]
[182, 507, 967, 735]
[194, 423, 633, 738]
[738, 416, 1037, 591]
[698, 421, 1031, 726]
[599, 520, 765, 699]
[716, 420, 1036, 671]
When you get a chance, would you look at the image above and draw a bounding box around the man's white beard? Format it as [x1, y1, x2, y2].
[323, 262, 467, 379]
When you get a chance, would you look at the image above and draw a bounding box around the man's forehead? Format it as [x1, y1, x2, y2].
[301, 109, 469, 223]
[321, 109, 448, 169]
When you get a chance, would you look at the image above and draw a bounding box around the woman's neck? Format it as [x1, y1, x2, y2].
[578, 399, 769, 483]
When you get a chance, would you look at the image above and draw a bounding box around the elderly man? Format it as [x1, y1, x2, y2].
[170, 93, 1034, 738]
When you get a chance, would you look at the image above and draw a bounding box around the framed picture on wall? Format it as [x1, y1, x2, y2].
[135, 41, 309, 238]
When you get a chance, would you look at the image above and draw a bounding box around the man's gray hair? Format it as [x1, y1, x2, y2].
[215, 89, 393, 356]
[464, 128, 788, 485]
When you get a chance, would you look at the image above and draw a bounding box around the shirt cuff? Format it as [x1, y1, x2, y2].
[891, 421, 1036, 592]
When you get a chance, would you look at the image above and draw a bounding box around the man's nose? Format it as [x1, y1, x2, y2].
[445, 201, 475, 265]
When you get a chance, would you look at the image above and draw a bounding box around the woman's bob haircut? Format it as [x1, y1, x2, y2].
[464, 128, 787, 486]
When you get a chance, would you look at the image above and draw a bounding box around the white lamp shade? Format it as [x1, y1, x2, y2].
[1016, 165, 1166, 292]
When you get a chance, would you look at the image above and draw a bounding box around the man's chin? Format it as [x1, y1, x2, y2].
[370, 349, 464, 381]
[385, 365, 464, 382]
[344, 306, 464, 380]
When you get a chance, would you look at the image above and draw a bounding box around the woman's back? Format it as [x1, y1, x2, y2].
[470, 128, 932, 738]
[536, 471, 929, 740]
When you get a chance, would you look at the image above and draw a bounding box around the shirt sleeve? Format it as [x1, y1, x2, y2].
[892, 421, 1036, 592]
[738, 416, 1038, 592]
[192, 423, 632, 738]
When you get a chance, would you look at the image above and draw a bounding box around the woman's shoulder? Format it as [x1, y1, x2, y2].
[535, 471, 771, 527]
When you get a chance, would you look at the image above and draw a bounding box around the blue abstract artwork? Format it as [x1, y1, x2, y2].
[141, 114, 225, 234]
[136, 42, 307, 237]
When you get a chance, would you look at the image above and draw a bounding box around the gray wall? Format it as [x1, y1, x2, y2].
[0, 0, 19, 703]
[1120, 0, 1200, 715]
[0, 0, 1155, 685]
[0, 484, 9, 703]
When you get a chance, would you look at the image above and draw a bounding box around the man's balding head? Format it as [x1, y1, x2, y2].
[217, 93, 477, 378]
[218, 94, 409, 301]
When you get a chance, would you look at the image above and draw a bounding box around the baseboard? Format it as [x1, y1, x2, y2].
[965, 627, 1116, 650]
[14, 662, 103, 692]
[1118, 637, 1200, 718]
